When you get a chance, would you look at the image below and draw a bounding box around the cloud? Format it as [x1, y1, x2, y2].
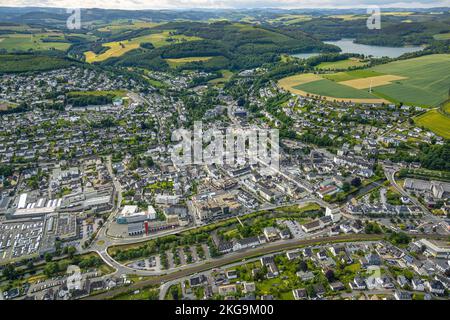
[2, 0, 450, 9]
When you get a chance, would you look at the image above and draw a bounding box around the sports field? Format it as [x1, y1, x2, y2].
[0, 33, 71, 52]
[414, 109, 450, 139]
[84, 31, 202, 63]
[279, 54, 450, 107]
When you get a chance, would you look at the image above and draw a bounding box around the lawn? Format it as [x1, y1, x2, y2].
[84, 31, 202, 63]
[0, 33, 70, 52]
[414, 109, 450, 139]
[316, 58, 367, 70]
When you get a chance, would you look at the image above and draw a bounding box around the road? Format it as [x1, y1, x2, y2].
[83, 233, 383, 300]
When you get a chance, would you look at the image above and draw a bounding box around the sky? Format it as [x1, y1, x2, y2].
[1, 0, 450, 10]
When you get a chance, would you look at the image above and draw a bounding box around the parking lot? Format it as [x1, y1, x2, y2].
[0, 220, 44, 263]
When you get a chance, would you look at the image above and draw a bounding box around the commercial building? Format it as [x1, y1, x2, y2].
[116, 205, 157, 224]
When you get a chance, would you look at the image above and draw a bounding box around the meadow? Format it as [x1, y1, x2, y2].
[208, 70, 234, 85]
[165, 56, 213, 68]
[433, 33, 450, 40]
[84, 31, 202, 63]
[370, 54, 450, 107]
[0, 54, 73, 73]
[0, 33, 71, 52]
[316, 58, 367, 70]
[280, 54, 450, 107]
[97, 20, 160, 33]
[414, 109, 450, 139]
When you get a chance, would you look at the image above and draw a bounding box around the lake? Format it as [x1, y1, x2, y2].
[292, 38, 424, 59]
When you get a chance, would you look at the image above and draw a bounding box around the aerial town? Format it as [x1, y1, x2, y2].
[0, 4, 449, 303]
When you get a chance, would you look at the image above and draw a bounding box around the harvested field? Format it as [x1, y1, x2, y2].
[340, 75, 407, 89]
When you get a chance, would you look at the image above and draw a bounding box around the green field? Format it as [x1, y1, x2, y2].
[0, 33, 70, 52]
[433, 33, 450, 40]
[165, 56, 213, 68]
[444, 101, 450, 115]
[414, 109, 450, 139]
[316, 58, 367, 70]
[97, 20, 160, 33]
[67, 90, 126, 98]
[322, 70, 384, 82]
[300, 54, 450, 107]
[369, 54, 450, 107]
[294, 78, 378, 99]
[0, 54, 73, 73]
[209, 70, 234, 85]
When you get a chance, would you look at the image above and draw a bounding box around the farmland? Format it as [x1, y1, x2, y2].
[97, 21, 160, 33]
[165, 56, 213, 68]
[370, 54, 450, 107]
[414, 109, 450, 139]
[278, 73, 388, 104]
[316, 58, 367, 70]
[433, 33, 450, 40]
[0, 33, 71, 52]
[279, 54, 450, 107]
[209, 70, 234, 85]
[0, 54, 74, 73]
[84, 31, 202, 63]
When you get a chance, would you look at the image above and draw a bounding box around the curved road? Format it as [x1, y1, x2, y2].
[83, 233, 383, 300]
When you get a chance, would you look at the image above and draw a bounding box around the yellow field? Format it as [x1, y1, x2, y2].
[278, 73, 389, 104]
[165, 56, 212, 68]
[329, 14, 366, 21]
[84, 31, 202, 63]
[415, 109, 450, 139]
[340, 75, 407, 90]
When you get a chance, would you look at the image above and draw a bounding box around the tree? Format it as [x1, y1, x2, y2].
[44, 253, 53, 262]
[44, 262, 59, 277]
[169, 285, 180, 300]
[66, 246, 76, 259]
[2, 264, 18, 280]
[298, 260, 308, 272]
[325, 269, 335, 282]
[351, 177, 362, 187]
[342, 182, 351, 192]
